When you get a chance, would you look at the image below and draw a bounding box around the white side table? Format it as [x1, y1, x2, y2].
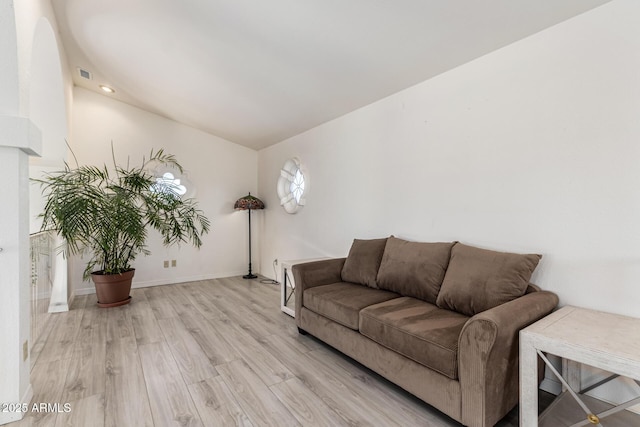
[280, 258, 329, 317]
[520, 306, 640, 427]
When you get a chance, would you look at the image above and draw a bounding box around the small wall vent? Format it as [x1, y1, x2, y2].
[77, 67, 92, 80]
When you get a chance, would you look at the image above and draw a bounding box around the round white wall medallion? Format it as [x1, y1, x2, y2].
[277, 158, 306, 214]
[150, 164, 195, 199]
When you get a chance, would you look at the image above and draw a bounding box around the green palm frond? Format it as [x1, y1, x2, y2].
[35, 148, 210, 280]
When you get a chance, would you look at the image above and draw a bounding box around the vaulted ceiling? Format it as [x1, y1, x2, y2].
[51, 0, 610, 150]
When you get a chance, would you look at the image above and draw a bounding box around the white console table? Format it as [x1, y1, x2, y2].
[520, 306, 640, 426]
[280, 258, 328, 317]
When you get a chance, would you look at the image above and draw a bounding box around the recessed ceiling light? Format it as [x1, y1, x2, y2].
[100, 85, 115, 94]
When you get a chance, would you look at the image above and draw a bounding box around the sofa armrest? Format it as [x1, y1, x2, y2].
[293, 258, 346, 325]
[458, 290, 558, 427]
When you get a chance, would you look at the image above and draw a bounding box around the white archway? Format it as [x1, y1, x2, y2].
[29, 17, 68, 224]
[28, 17, 70, 315]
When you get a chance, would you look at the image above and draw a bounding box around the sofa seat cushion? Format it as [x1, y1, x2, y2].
[359, 297, 469, 379]
[303, 282, 400, 330]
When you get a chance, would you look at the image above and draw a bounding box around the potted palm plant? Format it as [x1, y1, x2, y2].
[36, 148, 210, 307]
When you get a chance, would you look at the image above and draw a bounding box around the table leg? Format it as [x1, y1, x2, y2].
[280, 267, 287, 311]
[520, 333, 540, 427]
[564, 359, 581, 392]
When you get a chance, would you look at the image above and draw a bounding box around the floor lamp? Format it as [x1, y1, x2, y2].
[234, 193, 265, 279]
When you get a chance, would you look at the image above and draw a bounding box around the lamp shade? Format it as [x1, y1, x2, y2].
[234, 193, 265, 210]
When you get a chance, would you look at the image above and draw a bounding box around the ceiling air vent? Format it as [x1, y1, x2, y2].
[77, 67, 92, 80]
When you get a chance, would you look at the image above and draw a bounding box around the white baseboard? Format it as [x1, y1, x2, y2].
[73, 286, 95, 296]
[132, 271, 247, 288]
[47, 301, 69, 313]
[47, 290, 74, 313]
[22, 385, 33, 411]
[0, 410, 23, 425]
[540, 378, 562, 395]
[73, 271, 247, 295]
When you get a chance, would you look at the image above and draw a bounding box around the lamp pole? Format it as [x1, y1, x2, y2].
[234, 192, 264, 279]
[243, 207, 257, 279]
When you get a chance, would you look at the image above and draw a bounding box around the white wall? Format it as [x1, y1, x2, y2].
[0, 0, 19, 115]
[259, 0, 640, 317]
[70, 87, 259, 294]
[28, 17, 69, 231]
[28, 17, 71, 312]
[258, 0, 640, 407]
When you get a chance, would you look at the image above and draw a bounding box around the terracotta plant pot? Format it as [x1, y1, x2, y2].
[92, 269, 135, 308]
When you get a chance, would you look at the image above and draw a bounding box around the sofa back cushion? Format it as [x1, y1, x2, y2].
[376, 237, 455, 304]
[436, 243, 541, 316]
[341, 238, 389, 288]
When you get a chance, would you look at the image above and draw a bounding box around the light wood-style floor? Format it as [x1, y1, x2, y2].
[13, 276, 546, 427]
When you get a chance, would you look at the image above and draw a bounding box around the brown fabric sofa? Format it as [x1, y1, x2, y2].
[293, 237, 558, 427]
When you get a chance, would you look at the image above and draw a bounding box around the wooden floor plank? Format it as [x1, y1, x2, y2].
[261, 333, 425, 426]
[216, 359, 300, 427]
[214, 319, 294, 386]
[30, 312, 60, 369]
[17, 357, 73, 427]
[129, 289, 164, 346]
[205, 285, 286, 341]
[187, 377, 253, 427]
[36, 303, 85, 364]
[257, 330, 323, 356]
[53, 393, 104, 427]
[307, 345, 455, 426]
[177, 309, 239, 366]
[157, 317, 218, 385]
[144, 286, 179, 319]
[180, 282, 232, 321]
[62, 303, 107, 403]
[104, 337, 153, 427]
[105, 306, 135, 342]
[138, 341, 203, 427]
[159, 284, 197, 318]
[193, 280, 295, 386]
[270, 377, 349, 426]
